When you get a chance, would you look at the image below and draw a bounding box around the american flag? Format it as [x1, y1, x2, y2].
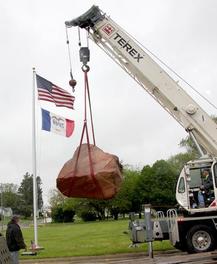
[36, 74, 75, 110]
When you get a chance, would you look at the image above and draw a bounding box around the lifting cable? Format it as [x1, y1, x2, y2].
[69, 29, 104, 197]
[65, 26, 77, 91]
[140, 44, 217, 111]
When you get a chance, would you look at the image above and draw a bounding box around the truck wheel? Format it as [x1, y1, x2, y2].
[186, 225, 215, 253]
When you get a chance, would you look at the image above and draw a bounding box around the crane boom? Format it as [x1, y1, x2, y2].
[66, 5, 217, 157]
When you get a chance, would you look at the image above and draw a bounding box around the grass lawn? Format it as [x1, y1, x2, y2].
[17, 219, 174, 260]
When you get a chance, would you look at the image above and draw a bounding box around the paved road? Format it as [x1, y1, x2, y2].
[20, 251, 217, 264]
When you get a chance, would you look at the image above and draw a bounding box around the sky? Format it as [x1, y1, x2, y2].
[1, 0, 217, 206]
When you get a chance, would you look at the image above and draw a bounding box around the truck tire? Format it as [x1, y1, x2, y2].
[186, 225, 215, 253]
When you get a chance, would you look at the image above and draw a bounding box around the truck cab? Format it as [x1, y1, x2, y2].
[176, 158, 217, 214]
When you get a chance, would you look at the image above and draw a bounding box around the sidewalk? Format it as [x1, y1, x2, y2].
[19, 251, 217, 264]
[20, 250, 180, 264]
[20, 253, 148, 264]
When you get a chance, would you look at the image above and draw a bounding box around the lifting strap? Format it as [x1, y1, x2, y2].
[72, 66, 104, 198]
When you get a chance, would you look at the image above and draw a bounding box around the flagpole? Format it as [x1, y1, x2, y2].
[32, 67, 38, 247]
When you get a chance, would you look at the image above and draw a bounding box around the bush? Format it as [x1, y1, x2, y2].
[63, 209, 75, 223]
[51, 206, 75, 223]
[80, 211, 97, 222]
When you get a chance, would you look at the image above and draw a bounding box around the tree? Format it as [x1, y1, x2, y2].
[167, 152, 195, 175]
[137, 160, 177, 209]
[70, 198, 108, 221]
[107, 168, 141, 219]
[0, 183, 21, 214]
[48, 189, 65, 208]
[18, 173, 33, 217]
[49, 189, 76, 222]
[135, 165, 153, 208]
[151, 160, 177, 206]
[85, 199, 109, 220]
[48, 161, 177, 221]
[76, 168, 141, 221]
[179, 136, 200, 158]
[18, 172, 43, 217]
[51, 199, 76, 223]
[37, 176, 43, 212]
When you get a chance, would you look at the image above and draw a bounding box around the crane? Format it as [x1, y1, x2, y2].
[65, 6, 217, 253]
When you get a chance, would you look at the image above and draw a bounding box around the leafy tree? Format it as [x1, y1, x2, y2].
[75, 168, 141, 220]
[51, 201, 75, 223]
[137, 160, 177, 209]
[107, 168, 141, 219]
[51, 206, 64, 223]
[135, 165, 152, 205]
[179, 136, 200, 158]
[0, 183, 21, 214]
[151, 160, 176, 206]
[49, 189, 76, 222]
[167, 152, 195, 175]
[80, 211, 97, 221]
[85, 199, 110, 220]
[70, 198, 103, 221]
[48, 161, 177, 221]
[48, 189, 65, 208]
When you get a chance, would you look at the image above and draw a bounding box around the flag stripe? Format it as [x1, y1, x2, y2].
[38, 89, 74, 109]
[36, 74, 75, 109]
[41, 109, 51, 131]
[52, 87, 73, 98]
[66, 119, 74, 137]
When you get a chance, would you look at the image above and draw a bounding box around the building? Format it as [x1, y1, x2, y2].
[0, 207, 12, 217]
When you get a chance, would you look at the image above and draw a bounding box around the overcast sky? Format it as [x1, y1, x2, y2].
[1, 0, 217, 205]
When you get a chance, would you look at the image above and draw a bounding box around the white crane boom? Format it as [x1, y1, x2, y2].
[66, 5, 217, 157]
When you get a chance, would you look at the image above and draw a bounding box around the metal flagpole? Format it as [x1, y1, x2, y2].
[32, 67, 38, 247]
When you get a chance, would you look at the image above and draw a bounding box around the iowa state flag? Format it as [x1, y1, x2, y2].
[41, 109, 74, 137]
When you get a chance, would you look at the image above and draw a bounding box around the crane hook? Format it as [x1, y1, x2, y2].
[82, 65, 90, 72]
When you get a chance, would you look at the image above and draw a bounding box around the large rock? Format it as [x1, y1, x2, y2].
[57, 144, 123, 199]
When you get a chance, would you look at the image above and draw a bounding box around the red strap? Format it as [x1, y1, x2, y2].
[72, 69, 104, 198]
[84, 71, 96, 146]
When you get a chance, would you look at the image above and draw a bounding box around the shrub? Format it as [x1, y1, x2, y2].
[51, 206, 75, 223]
[80, 211, 97, 222]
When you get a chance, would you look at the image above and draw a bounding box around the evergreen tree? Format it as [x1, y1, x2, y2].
[37, 176, 43, 212]
[18, 172, 43, 217]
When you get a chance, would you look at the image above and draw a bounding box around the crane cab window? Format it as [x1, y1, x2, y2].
[188, 168, 202, 208]
[188, 166, 214, 208]
[189, 168, 202, 189]
[178, 177, 185, 193]
[214, 163, 217, 188]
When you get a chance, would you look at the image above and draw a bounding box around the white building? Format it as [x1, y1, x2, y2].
[0, 207, 12, 217]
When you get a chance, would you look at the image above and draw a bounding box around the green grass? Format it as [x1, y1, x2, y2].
[18, 219, 173, 259]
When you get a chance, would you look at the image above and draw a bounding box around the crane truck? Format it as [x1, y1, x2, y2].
[65, 6, 217, 253]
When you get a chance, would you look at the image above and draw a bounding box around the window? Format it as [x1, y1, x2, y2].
[178, 177, 185, 193]
[189, 168, 202, 188]
[214, 163, 217, 188]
